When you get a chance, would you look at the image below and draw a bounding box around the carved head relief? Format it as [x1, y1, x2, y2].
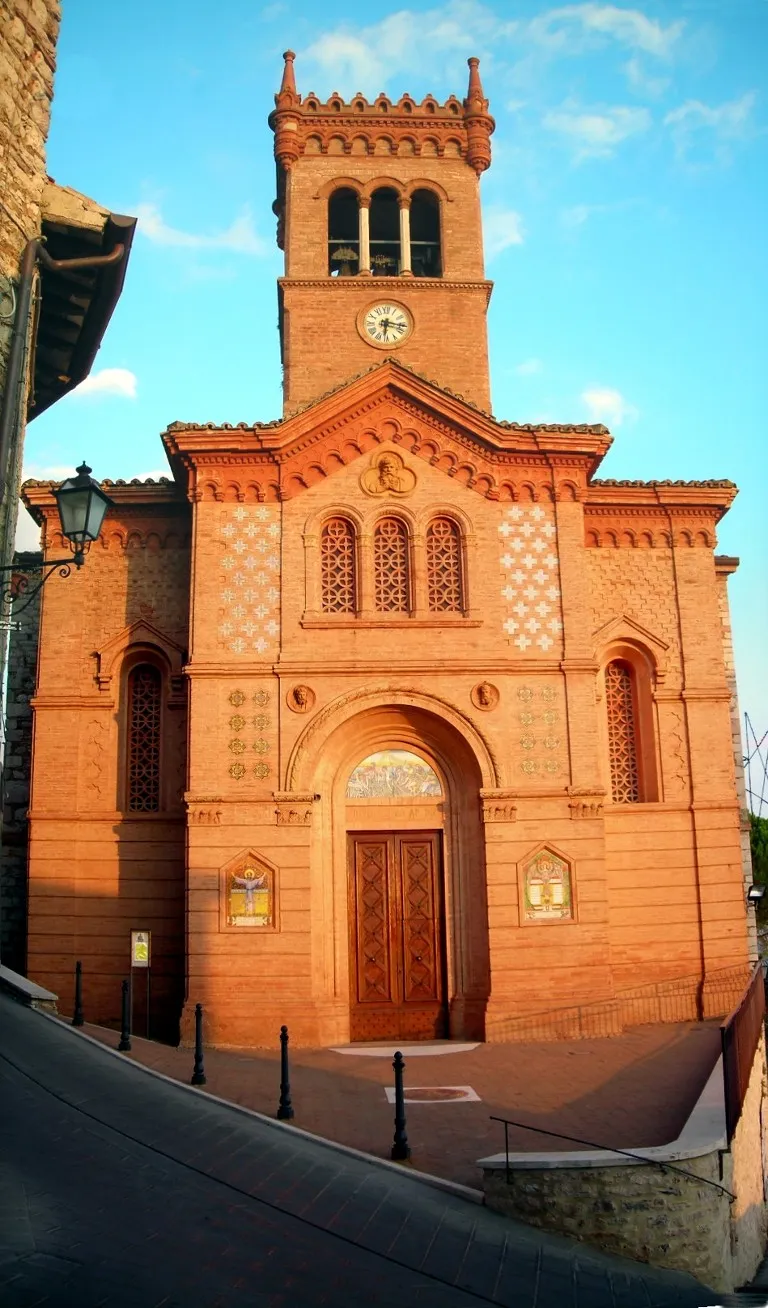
[360, 450, 416, 497]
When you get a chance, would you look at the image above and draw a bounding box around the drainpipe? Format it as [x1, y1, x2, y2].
[0, 239, 126, 503]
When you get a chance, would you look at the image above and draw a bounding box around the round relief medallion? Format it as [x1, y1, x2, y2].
[471, 681, 499, 711]
[357, 301, 414, 350]
[287, 684, 315, 713]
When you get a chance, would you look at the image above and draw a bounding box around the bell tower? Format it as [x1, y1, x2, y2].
[270, 52, 495, 416]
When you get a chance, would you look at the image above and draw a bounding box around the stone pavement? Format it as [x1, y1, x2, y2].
[80, 1015, 722, 1190]
[0, 994, 726, 1307]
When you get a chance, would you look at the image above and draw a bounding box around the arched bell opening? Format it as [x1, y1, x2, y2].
[369, 186, 401, 276]
[328, 187, 360, 276]
[410, 188, 442, 277]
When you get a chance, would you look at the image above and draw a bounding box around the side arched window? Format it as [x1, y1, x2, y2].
[321, 517, 357, 613]
[374, 518, 410, 612]
[369, 186, 400, 275]
[127, 664, 162, 812]
[328, 187, 359, 276]
[426, 518, 464, 612]
[410, 189, 442, 277]
[605, 659, 640, 803]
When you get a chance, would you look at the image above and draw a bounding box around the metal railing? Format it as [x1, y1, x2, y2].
[488, 1114, 735, 1200]
[721, 961, 766, 1144]
[486, 961, 753, 1043]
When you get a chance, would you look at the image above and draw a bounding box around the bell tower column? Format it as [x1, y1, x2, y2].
[358, 199, 371, 277]
[399, 198, 412, 277]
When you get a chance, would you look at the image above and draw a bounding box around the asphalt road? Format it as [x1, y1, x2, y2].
[0, 994, 724, 1307]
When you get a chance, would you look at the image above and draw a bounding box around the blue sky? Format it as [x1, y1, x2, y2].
[19, 0, 767, 747]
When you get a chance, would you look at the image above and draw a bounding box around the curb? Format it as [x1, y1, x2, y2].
[36, 1009, 484, 1206]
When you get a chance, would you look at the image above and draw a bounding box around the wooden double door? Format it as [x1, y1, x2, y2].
[348, 832, 447, 1041]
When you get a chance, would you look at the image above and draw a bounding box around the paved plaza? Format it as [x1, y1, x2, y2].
[0, 993, 732, 1307]
[81, 1013, 722, 1189]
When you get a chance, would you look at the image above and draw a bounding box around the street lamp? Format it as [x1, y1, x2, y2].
[0, 462, 112, 623]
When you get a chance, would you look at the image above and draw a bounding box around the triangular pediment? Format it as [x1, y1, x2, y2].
[163, 359, 612, 503]
[272, 361, 610, 502]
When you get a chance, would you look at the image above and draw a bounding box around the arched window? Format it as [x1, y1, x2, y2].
[426, 517, 464, 612]
[374, 518, 410, 611]
[127, 664, 162, 812]
[328, 187, 359, 276]
[321, 517, 357, 613]
[605, 660, 640, 803]
[369, 186, 400, 275]
[410, 189, 442, 277]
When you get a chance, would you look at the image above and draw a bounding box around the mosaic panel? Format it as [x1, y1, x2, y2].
[499, 505, 563, 655]
[218, 506, 281, 657]
[523, 849, 573, 922]
[346, 750, 442, 798]
[227, 862, 274, 928]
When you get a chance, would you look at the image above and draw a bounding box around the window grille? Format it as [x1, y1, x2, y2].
[321, 518, 356, 613]
[605, 660, 640, 803]
[374, 518, 410, 612]
[426, 518, 463, 611]
[127, 665, 162, 812]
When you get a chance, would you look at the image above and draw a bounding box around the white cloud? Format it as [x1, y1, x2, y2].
[135, 202, 265, 255]
[483, 206, 525, 257]
[543, 103, 651, 158]
[561, 203, 595, 227]
[664, 91, 756, 159]
[514, 358, 543, 375]
[300, 2, 515, 94]
[581, 387, 638, 427]
[70, 367, 137, 400]
[529, 4, 682, 59]
[623, 55, 669, 98]
[297, 2, 680, 97]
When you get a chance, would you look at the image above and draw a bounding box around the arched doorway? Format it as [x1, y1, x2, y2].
[288, 694, 492, 1043]
[346, 749, 446, 1040]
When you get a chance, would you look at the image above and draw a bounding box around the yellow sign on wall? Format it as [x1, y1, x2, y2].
[131, 930, 151, 968]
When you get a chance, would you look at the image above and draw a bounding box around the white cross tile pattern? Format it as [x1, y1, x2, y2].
[499, 504, 564, 655]
[218, 505, 281, 657]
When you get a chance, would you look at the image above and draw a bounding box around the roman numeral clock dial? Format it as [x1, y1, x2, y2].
[358, 302, 414, 350]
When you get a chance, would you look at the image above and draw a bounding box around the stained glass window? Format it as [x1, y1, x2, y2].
[374, 518, 410, 612]
[321, 517, 356, 613]
[346, 750, 442, 798]
[426, 517, 463, 612]
[605, 659, 640, 803]
[127, 665, 162, 812]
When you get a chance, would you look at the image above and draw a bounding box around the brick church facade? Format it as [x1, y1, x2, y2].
[19, 54, 755, 1047]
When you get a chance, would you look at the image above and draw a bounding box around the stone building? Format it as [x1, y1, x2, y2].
[18, 54, 756, 1047]
[0, 1, 135, 968]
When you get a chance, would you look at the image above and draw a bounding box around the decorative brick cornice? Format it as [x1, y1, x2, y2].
[479, 789, 517, 823]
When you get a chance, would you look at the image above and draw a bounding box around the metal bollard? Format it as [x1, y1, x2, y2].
[391, 1050, 411, 1160]
[72, 960, 84, 1027]
[277, 1024, 294, 1120]
[191, 1002, 207, 1086]
[118, 979, 132, 1052]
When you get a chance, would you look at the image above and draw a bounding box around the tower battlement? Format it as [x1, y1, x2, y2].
[269, 51, 494, 175]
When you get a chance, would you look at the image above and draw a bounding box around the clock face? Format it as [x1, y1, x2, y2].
[361, 302, 413, 348]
